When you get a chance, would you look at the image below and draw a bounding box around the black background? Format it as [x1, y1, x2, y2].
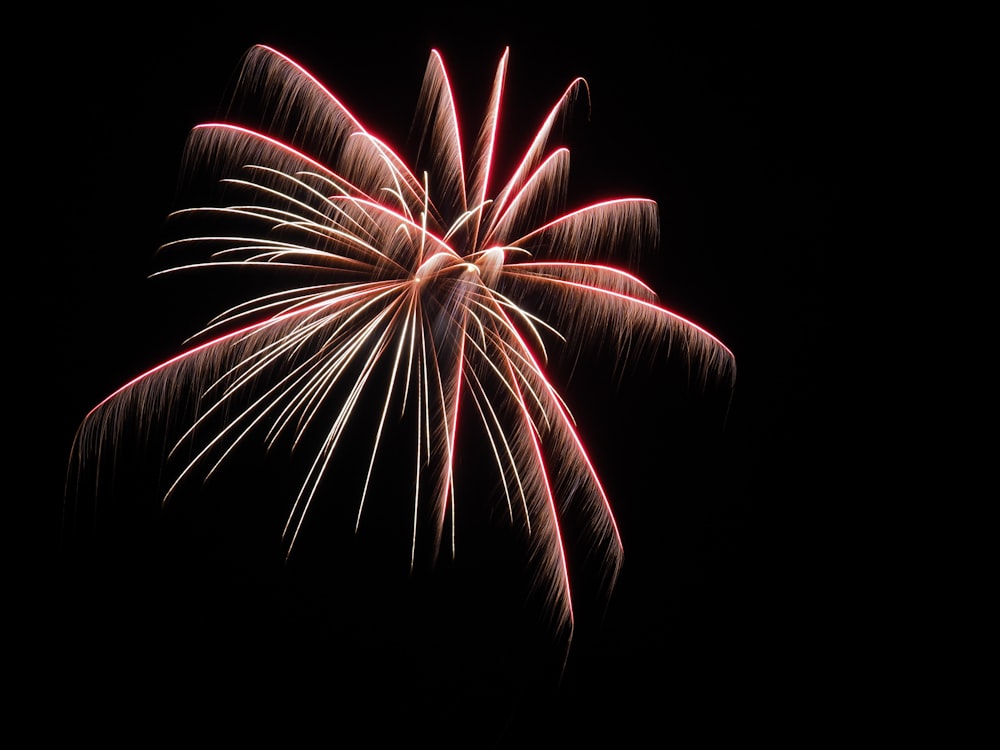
[20, 6, 850, 747]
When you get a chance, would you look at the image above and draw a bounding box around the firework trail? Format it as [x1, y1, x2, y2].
[68, 45, 735, 647]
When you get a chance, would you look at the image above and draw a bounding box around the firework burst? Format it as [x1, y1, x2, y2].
[68, 45, 735, 647]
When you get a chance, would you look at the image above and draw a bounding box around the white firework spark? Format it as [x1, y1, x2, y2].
[68, 44, 736, 648]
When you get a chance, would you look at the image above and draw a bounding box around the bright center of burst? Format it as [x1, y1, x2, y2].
[414, 251, 468, 283]
[415, 246, 505, 286]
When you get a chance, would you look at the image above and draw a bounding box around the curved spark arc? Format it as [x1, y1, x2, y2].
[413, 50, 469, 240]
[484, 77, 589, 247]
[476, 307, 580, 634]
[67, 44, 736, 650]
[467, 47, 507, 251]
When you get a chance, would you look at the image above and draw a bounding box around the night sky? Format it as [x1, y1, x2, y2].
[20, 7, 847, 746]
